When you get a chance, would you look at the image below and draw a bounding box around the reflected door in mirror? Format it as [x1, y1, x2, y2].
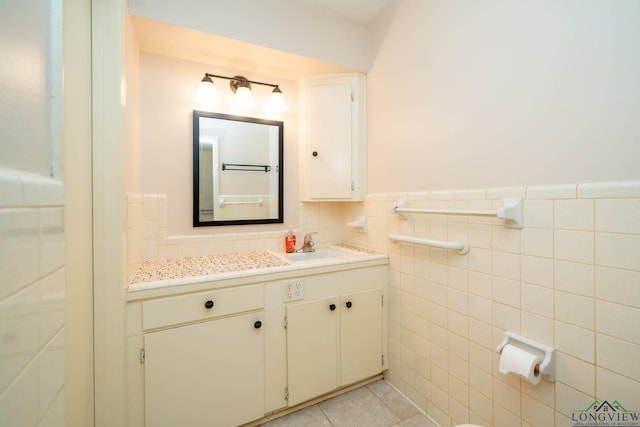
[193, 111, 283, 226]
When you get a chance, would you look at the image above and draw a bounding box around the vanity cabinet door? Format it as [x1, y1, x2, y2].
[302, 73, 366, 201]
[340, 288, 383, 386]
[286, 296, 338, 406]
[144, 312, 264, 427]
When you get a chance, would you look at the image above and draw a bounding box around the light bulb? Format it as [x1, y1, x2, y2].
[195, 76, 219, 109]
[268, 87, 288, 112]
[234, 86, 256, 109]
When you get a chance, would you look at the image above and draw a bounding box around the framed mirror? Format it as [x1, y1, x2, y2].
[193, 111, 284, 226]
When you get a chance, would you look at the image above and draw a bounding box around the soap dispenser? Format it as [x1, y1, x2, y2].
[285, 226, 296, 253]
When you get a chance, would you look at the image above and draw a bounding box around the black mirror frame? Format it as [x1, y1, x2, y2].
[193, 110, 284, 227]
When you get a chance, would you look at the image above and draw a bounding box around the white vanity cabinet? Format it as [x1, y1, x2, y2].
[126, 261, 388, 426]
[286, 288, 383, 406]
[300, 73, 367, 201]
[139, 284, 265, 427]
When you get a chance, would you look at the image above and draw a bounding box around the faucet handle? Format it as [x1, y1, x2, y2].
[304, 232, 318, 242]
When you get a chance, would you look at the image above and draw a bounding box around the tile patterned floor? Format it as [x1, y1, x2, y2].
[259, 380, 438, 427]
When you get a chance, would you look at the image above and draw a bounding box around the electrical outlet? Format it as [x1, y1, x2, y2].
[293, 281, 304, 299]
[283, 278, 304, 302]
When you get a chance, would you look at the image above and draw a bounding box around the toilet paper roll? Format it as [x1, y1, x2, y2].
[499, 344, 542, 384]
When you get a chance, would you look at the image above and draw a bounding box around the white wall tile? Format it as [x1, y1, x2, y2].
[449, 394, 470, 424]
[448, 311, 468, 338]
[521, 311, 553, 344]
[38, 330, 64, 420]
[596, 300, 640, 344]
[555, 352, 595, 396]
[555, 291, 594, 330]
[521, 256, 553, 288]
[596, 267, 640, 308]
[555, 230, 594, 264]
[492, 226, 520, 253]
[596, 334, 640, 381]
[523, 200, 553, 228]
[469, 295, 492, 323]
[492, 251, 520, 281]
[0, 358, 39, 426]
[493, 403, 520, 427]
[555, 321, 594, 363]
[493, 379, 521, 416]
[469, 388, 493, 423]
[522, 283, 553, 317]
[555, 382, 593, 418]
[579, 181, 640, 199]
[469, 224, 492, 249]
[556, 412, 572, 427]
[596, 367, 640, 410]
[522, 394, 555, 427]
[596, 199, 640, 234]
[468, 247, 491, 274]
[455, 188, 487, 200]
[469, 271, 492, 299]
[447, 266, 468, 292]
[554, 260, 594, 297]
[493, 303, 520, 331]
[448, 288, 468, 314]
[522, 378, 555, 408]
[487, 187, 526, 200]
[555, 199, 594, 231]
[596, 232, 640, 271]
[521, 228, 553, 258]
[492, 277, 521, 308]
[526, 184, 577, 200]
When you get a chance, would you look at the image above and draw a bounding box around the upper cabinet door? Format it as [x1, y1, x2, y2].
[301, 74, 367, 201]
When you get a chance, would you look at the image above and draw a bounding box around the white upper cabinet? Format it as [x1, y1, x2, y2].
[300, 74, 367, 201]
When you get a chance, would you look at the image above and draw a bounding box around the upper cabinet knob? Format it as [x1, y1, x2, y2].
[254, 321, 262, 329]
[345, 301, 353, 308]
[204, 300, 214, 309]
[329, 303, 336, 311]
[312, 151, 318, 157]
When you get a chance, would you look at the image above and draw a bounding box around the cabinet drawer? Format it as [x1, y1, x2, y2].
[142, 284, 264, 330]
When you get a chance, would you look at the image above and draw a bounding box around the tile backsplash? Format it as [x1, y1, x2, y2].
[342, 182, 640, 427]
[127, 194, 348, 282]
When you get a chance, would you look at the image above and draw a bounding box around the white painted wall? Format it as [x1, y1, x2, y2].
[127, 0, 370, 71]
[138, 52, 298, 236]
[367, 0, 640, 193]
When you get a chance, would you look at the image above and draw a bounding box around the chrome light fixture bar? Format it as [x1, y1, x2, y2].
[196, 73, 288, 112]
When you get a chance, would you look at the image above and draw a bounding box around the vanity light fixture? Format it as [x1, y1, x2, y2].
[196, 73, 288, 112]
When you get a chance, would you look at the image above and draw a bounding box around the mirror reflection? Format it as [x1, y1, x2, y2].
[193, 111, 283, 226]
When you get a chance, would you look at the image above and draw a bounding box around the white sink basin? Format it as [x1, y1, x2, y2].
[285, 248, 349, 262]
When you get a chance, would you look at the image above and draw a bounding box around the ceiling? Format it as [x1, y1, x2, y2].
[131, 16, 360, 80]
[131, 0, 392, 79]
[299, 0, 392, 23]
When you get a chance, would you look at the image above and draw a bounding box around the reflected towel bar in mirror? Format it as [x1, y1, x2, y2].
[221, 163, 272, 172]
[218, 197, 264, 207]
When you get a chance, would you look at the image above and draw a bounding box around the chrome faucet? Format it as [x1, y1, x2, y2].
[297, 232, 317, 252]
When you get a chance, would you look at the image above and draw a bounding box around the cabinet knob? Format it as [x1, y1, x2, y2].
[329, 304, 336, 311]
[254, 321, 262, 329]
[204, 300, 214, 309]
[345, 301, 353, 309]
[312, 151, 318, 157]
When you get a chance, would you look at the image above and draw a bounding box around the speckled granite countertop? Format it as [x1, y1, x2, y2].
[128, 244, 386, 292]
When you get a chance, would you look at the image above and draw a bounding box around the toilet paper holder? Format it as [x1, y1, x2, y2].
[496, 331, 556, 382]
